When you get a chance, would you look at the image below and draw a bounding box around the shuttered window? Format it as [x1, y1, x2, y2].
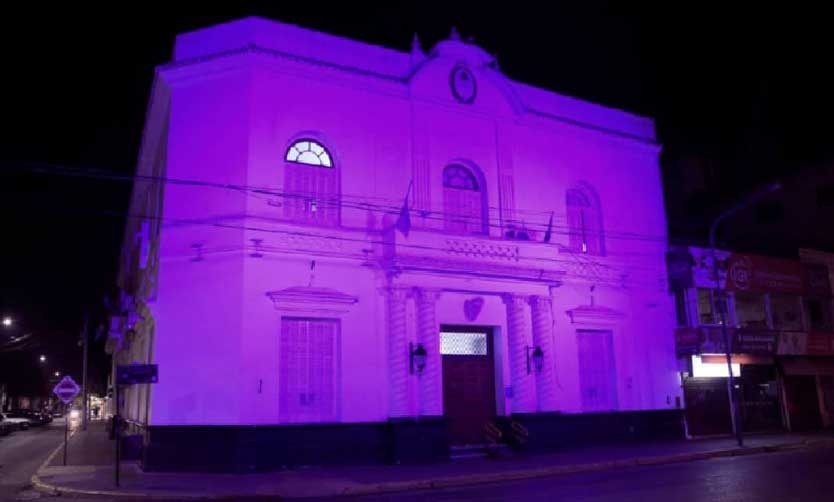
[279, 317, 339, 423]
[577, 329, 618, 412]
[566, 186, 604, 255]
[443, 164, 485, 234]
[283, 139, 339, 226]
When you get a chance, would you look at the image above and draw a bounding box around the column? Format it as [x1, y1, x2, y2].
[414, 289, 442, 416]
[386, 287, 410, 417]
[502, 294, 536, 413]
[530, 295, 557, 411]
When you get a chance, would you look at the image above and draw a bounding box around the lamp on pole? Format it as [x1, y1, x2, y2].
[708, 181, 781, 447]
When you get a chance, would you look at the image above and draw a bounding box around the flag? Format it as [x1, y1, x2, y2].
[543, 212, 554, 243]
[395, 181, 413, 237]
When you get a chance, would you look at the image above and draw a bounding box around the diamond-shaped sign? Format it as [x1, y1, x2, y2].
[53, 375, 80, 404]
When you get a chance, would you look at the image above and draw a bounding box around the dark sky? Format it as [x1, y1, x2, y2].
[1, 3, 832, 395]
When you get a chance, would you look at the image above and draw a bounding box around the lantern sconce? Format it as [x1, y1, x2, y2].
[410, 342, 427, 375]
[526, 345, 544, 374]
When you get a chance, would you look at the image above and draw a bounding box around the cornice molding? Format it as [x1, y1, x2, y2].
[266, 286, 358, 315]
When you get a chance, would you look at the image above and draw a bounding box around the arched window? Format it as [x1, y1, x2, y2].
[443, 164, 486, 234]
[283, 139, 339, 226]
[566, 184, 604, 255]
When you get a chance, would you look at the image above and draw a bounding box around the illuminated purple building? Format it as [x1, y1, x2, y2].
[110, 17, 682, 471]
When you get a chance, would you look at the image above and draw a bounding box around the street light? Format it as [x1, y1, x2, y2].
[40, 355, 47, 363]
[2, 316, 11, 327]
[54, 371, 61, 377]
[709, 181, 781, 448]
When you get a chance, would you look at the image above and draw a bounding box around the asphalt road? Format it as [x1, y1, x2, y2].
[330, 446, 834, 502]
[2, 426, 833, 501]
[0, 419, 65, 501]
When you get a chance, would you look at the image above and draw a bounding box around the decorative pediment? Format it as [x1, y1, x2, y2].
[565, 304, 625, 325]
[266, 286, 358, 315]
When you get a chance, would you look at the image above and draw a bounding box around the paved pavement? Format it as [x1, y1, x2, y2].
[28, 420, 834, 500]
[11, 433, 834, 501]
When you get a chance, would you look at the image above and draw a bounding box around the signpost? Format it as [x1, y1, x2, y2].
[116, 364, 159, 385]
[52, 376, 80, 466]
[113, 363, 158, 487]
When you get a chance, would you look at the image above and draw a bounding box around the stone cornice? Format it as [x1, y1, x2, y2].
[266, 286, 358, 315]
[565, 304, 626, 325]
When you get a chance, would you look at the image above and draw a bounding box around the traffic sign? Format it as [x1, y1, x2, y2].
[53, 375, 81, 404]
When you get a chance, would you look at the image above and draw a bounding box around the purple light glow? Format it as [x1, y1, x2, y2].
[113, 16, 678, 431]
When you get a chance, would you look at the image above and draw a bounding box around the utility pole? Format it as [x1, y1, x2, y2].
[708, 181, 781, 448]
[81, 314, 89, 431]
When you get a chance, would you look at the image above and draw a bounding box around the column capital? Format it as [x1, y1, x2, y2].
[528, 295, 553, 310]
[413, 288, 442, 303]
[501, 293, 526, 309]
[383, 286, 411, 302]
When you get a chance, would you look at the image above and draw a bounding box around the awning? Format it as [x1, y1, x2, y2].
[702, 354, 773, 366]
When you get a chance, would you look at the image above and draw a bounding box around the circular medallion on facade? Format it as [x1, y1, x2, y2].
[450, 65, 477, 104]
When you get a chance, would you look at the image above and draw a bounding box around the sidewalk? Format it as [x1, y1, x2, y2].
[33, 421, 834, 500]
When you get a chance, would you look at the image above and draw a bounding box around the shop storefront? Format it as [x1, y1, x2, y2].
[677, 328, 781, 435]
[671, 246, 834, 435]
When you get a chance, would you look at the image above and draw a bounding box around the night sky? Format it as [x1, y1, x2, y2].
[1, 3, 832, 396]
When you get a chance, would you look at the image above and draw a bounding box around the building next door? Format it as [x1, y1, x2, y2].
[440, 326, 496, 446]
[784, 375, 822, 431]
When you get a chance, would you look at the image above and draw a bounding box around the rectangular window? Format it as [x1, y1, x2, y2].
[576, 329, 618, 412]
[770, 295, 803, 331]
[279, 317, 339, 423]
[675, 290, 689, 327]
[734, 292, 769, 329]
[805, 298, 834, 332]
[696, 288, 726, 325]
[440, 332, 488, 355]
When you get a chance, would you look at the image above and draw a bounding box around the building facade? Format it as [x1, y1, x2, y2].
[109, 17, 681, 472]
[671, 246, 834, 435]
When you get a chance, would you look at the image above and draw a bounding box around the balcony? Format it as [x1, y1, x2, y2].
[380, 227, 567, 284]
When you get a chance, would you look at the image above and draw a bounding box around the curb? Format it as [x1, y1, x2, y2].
[32, 437, 834, 500]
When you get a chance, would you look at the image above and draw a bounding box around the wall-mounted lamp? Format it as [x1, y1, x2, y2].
[526, 345, 544, 374]
[410, 342, 427, 375]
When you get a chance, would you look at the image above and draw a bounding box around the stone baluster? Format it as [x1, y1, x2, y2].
[502, 294, 536, 413]
[386, 287, 410, 417]
[414, 289, 442, 416]
[530, 295, 557, 411]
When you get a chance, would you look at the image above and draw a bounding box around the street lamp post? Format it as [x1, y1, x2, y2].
[708, 181, 781, 448]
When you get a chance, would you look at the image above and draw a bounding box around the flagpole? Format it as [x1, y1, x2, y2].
[81, 314, 89, 431]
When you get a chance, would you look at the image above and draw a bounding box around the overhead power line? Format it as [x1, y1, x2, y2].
[9, 161, 672, 244]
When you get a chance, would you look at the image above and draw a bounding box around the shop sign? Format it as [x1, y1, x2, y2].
[803, 263, 833, 298]
[733, 330, 777, 355]
[807, 332, 834, 356]
[777, 332, 808, 355]
[675, 327, 701, 355]
[725, 254, 803, 295]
